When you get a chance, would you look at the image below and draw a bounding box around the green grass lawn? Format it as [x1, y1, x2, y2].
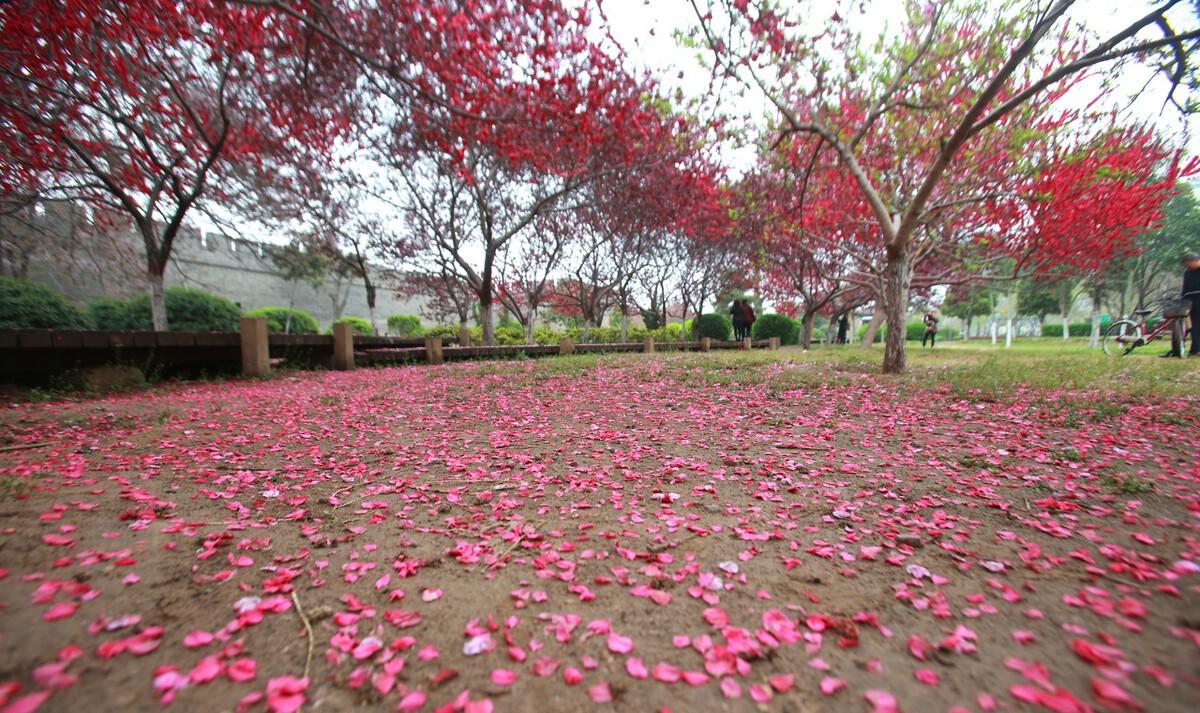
[511, 337, 1199, 402]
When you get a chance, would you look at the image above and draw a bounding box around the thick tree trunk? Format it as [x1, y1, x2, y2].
[1062, 314, 1070, 341]
[525, 315, 535, 345]
[619, 312, 629, 342]
[861, 302, 885, 348]
[881, 249, 912, 374]
[480, 300, 495, 346]
[458, 321, 470, 347]
[149, 270, 167, 332]
[964, 315, 972, 339]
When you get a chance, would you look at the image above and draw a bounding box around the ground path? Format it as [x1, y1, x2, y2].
[0, 348, 1197, 712]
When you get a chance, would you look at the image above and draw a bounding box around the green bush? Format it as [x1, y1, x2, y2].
[811, 327, 827, 343]
[244, 306, 319, 334]
[1042, 321, 1108, 338]
[115, 287, 241, 331]
[751, 313, 799, 344]
[387, 314, 423, 337]
[330, 316, 374, 336]
[87, 297, 130, 330]
[424, 324, 461, 338]
[0, 277, 88, 329]
[694, 313, 732, 340]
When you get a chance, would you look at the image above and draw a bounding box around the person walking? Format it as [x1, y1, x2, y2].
[742, 300, 756, 340]
[1165, 251, 1200, 357]
[730, 299, 746, 341]
[922, 309, 939, 348]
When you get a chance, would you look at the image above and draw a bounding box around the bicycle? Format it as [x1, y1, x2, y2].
[1101, 297, 1192, 356]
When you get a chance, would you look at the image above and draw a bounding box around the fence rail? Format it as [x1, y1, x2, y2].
[0, 321, 776, 381]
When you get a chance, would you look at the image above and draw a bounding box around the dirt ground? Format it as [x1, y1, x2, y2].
[0, 353, 1197, 713]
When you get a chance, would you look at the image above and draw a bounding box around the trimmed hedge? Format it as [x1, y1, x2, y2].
[1042, 320, 1109, 338]
[693, 313, 733, 340]
[331, 316, 374, 336]
[751, 313, 799, 345]
[387, 314, 423, 337]
[244, 306, 319, 334]
[0, 277, 88, 329]
[114, 287, 241, 332]
[87, 298, 129, 330]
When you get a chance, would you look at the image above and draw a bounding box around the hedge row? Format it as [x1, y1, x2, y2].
[1041, 321, 1109, 338]
[0, 277, 375, 334]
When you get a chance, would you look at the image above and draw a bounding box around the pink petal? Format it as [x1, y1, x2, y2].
[183, 630, 214, 649]
[820, 676, 845, 696]
[588, 682, 613, 703]
[397, 690, 427, 712]
[42, 601, 78, 622]
[490, 669, 517, 686]
[607, 633, 634, 654]
[625, 658, 648, 679]
[227, 658, 257, 683]
[562, 667, 583, 685]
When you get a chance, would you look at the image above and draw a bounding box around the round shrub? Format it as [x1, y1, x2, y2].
[751, 313, 799, 344]
[694, 313, 732, 340]
[245, 306, 319, 334]
[387, 314, 423, 337]
[0, 277, 88, 329]
[118, 287, 241, 331]
[331, 316, 374, 336]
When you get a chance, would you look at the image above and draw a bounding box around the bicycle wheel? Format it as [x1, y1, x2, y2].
[1102, 320, 1143, 356]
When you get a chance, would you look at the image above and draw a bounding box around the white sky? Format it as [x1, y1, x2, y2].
[598, 0, 1198, 170]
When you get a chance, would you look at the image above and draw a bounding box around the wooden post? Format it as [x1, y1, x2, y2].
[743, 337, 752, 350]
[700, 337, 711, 352]
[333, 321, 355, 370]
[769, 336, 780, 350]
[425, 336, 444, 365]
[240, 317, 269, 378]
[559, 338, 575, 355]
[644, 336, 655, 354]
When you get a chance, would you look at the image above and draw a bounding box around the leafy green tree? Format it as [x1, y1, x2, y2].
[941, 284, 992, 339]
[1126, 183, 1200, 308]
[1016, 279, 1062, 327]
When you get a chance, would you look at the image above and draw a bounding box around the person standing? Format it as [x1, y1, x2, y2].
[1166, 251, 1200, 357]
[730, 299, 746, 341]
[922, 309, 939, 348]
[837, 314, 849, 344]
[742, 300, 756, 340]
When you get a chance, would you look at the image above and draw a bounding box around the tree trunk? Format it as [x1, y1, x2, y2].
[1063, 314, 1070, 341]
[149, 270, 167, 331]
[480, 300, 495, 346]
[1005, 317, 1013, 348]
[881, 249, 912, 373]
[458, 321, 470, 347]
[964, 314, 972, 339]
[619, 311, 629, 342]
[800, 311, 816, 350]
[365, 281, 378, 335]
[861, 302, 885, 348]
[525, 314, 535, 345]
[991, 320, 998, 345]
[1088, 288, 1102, 349]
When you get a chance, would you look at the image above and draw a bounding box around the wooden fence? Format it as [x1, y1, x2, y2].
[0, 319, 777, 381]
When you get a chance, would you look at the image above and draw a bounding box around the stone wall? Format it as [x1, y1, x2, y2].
[4, 204, 427, 331]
